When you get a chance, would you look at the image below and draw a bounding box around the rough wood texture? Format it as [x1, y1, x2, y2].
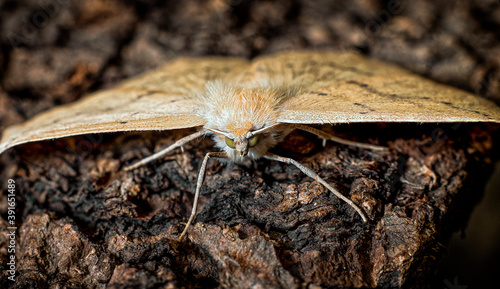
[1, 1, 499, 288]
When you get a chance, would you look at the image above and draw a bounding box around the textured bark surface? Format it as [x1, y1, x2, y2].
[1, 1, 499, 288]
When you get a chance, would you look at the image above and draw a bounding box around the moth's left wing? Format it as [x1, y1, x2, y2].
[249, 51, 500, 124]
[0, 57, 249, 154]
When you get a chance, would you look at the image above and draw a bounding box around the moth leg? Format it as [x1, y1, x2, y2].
[124, 130, 205, 171]
[289, 124, 388, 151]
[263, 152, 368, 222]
[178, 151, 228, 242]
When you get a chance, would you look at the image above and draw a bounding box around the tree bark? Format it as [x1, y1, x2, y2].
[1, 1, 499, 288]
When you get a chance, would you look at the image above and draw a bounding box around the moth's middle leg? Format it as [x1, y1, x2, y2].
[290, 123, 388, 151]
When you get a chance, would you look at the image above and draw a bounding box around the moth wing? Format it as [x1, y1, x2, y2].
[0, 57, 249, 154]
[248, 51, 500, 124]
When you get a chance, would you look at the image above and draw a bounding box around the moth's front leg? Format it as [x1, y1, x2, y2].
[178, 151, 228, 242]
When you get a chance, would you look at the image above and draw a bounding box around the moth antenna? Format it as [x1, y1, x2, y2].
[124, 130, 205, 171]
[290, 124, 388, 151]
[263, 153, 368, 222]
[251, 123, 282, 135]
[206, 128, 230, 137]
[178, 151, 228, 241]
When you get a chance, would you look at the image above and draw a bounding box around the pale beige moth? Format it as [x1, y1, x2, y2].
[2, 51, 500, 240]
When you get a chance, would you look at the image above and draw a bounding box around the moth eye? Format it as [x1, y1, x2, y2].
[225, 136, 235, 148]
[248, 135, 259, 147]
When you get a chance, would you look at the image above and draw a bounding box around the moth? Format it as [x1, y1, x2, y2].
[2, 51, 500, 241]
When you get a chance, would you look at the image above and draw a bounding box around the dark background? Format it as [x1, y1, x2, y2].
[1, 0, 499, 288]
[435, 163, 500, 288]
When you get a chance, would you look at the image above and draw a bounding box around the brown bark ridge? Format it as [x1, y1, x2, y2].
[1, 1, 499, 288]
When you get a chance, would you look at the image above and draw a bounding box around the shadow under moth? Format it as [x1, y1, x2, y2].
[1, 51, 500, 241]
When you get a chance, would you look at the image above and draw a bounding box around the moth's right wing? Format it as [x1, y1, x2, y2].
[0, 57, 250, 154]
[247, 51, 500, 125]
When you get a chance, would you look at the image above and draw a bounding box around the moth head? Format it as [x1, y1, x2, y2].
[223, 133, 258, 157]
[207, 123, 280, 158]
